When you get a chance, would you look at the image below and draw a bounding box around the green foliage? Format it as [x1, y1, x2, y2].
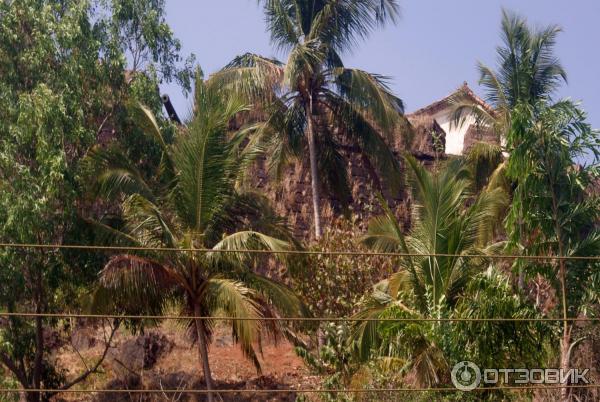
[450, 268, 553, 371]
[87, 75, 306, 383]
[349, 157, 550, 394]
[291, 219, 392, 400]
[347, 269, 550, 399]
[449, 9, 567, 142]
[293, 220, 391, 319]
[465, 142, 505, 192]
[296, 322, 356, 401]
[101, 0, 196, 92]
[0, 1, 117, 393]
[0, 0, 193, 395]
[504, 100, 600, 386]
[361, 156, 508, 315]
[506, 100, 600, 312]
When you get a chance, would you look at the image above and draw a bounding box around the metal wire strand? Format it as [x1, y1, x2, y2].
[0, 242, 598, 260]
[1, 384, 599, 394]
[0, 312, 598, 322]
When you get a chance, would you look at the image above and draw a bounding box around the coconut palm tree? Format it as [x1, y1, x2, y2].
[212, 0, 406, 239]
[451, 8, 566, 138]
[86, 70, 305, 401]
[351, 156, 507, 384]
[450, 9, 568, 291]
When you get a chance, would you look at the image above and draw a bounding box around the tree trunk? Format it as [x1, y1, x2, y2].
[560, 323, 571, 402]
[306, 94, 322, 240]
[517, 264, 525, 290]
[517, 194, 525, 291]
[25, 390, 38, 402]
[553, 189, 570, 402]
[194, 304, 214, 402]
[29, 268, 44, 402]
[559, 259, 571, 402]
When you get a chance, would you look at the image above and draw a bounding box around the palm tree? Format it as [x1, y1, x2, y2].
[507, 100, 600, 402]
[86, 70, 305, 401]
[450, 9, 567, 290]
[212, 0, 406, 239]
[451, 8, 566, 139]
[351, 156, 507, 384]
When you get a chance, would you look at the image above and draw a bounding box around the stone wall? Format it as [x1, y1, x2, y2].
[247, 136, 415, 242]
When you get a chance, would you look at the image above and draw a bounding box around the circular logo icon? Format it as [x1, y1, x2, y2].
[451, 361, 481, 391]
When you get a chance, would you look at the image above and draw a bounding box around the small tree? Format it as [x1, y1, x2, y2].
[352, 156, 508, 385]
[505, 100, 600, 402]
[88, 71, 305, 401]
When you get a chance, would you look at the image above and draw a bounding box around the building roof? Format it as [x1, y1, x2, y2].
[403, 83, 498, 157]
[407, 82, 496, 118]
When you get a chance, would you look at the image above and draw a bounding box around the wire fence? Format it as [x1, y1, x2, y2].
[2, 384, 600, 394]
[0, 242, 599, 396]
[0, 312, 599, 322]
[1, 242, 599, 260]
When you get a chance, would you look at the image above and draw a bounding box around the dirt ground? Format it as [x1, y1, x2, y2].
[51, 322, 321, 402]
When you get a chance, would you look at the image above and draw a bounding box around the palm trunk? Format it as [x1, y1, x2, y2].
[193, 304, 214, 402]
[558, 257, 571, 402]
[306, 94, 322, 240]
[552, 191, 570, 402]
[517, 191, 525, 291]
[559, 296, 571, 402]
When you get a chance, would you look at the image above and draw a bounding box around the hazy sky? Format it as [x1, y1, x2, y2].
[162, 0, 600, 130]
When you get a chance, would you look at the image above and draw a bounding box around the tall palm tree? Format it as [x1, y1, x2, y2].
[87, 70, 305, 401]
[212, 0, 406, 239]
[351, 156, 507, 384]
[450, 9, 567, 290]
[451, 8, 566, 138]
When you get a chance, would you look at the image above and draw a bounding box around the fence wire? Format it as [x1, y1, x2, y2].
[0, 242, 598, 396]
[0, 312, 598, 322]
[0, 242, 599, 260]
[1, 384, 600, 394]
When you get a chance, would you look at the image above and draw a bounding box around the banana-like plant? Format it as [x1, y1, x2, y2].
[211, 0, 406, 240]
[351, 156, 507, 385]
[86, 70, 305, 401]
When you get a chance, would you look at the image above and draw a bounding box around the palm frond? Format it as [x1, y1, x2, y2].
[283, 41, 325, 89]
[204, 191, 297, 247]
[260, 0, 302, 51]
[83, 215, 141, 248]
[85, 144, 155, 201]
[303, 0, 400, 53]
[237, 273, 307, 318]
[209, 230, 291, 265]
[171, 85, 242, 232]
[465, 141, 505, 191]
[127, 101, 171, 150]
[202, 278, 262, 371]
[477, 62, 510, 111]
[349, 292, 389, 361]
[361, 193, 409, 252]
[315, 132, 352, 211]
[94, 255, 178, 316]
[332, 67, 404, 135]
[324, 93, 403, 195]
[122, 194, 178, 249]
[211, 53, 284, 105]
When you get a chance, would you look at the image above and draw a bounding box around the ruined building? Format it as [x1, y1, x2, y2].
[248, 83, 499, 240]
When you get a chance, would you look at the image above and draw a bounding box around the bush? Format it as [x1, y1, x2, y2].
[292, 219, 392, 319]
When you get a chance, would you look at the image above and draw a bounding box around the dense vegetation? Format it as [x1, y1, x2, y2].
[0, 1, 598, 402]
